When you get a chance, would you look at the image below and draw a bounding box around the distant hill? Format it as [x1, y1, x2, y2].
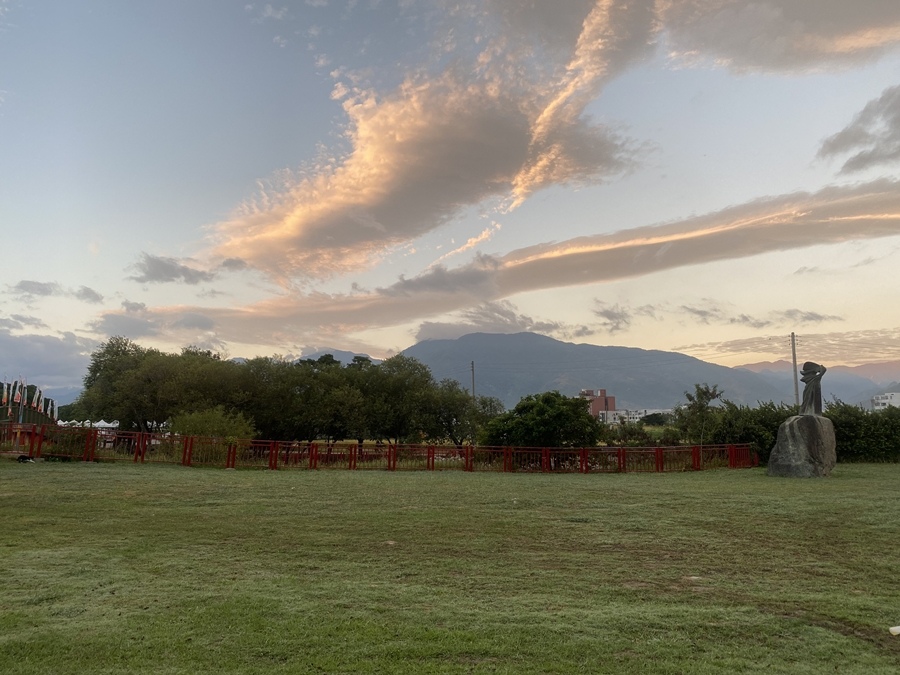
[43, 386, 82, 406]
[402, 332, 785, 409]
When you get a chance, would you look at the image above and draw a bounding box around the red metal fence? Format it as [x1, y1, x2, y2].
[1, 422, 758, 473]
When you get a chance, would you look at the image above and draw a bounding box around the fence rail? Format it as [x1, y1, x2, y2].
[1, 422, 758, 473]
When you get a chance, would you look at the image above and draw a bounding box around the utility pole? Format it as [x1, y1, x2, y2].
[790, 332, 800, 406]
[471, 361, 476, 400]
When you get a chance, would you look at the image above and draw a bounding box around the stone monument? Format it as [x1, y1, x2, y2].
[767, 361, 837, 477]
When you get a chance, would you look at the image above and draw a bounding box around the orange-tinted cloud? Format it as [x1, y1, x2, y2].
[117, 178, 900, 349]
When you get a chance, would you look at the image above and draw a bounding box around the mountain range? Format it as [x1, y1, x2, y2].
[59, 333, 898, 411]
[304, 333, 898, 409]
[402, 332, 786, 409]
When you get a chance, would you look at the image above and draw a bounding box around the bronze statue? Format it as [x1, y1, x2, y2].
[799, 362, 826, 416]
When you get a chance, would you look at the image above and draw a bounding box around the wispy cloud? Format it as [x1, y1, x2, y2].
[74, 286, 104, 304]
[103, 178, 900, 349]
[127, 253, 217, 285]
[213, 2, 654, 283]
[678, 327, 900, 366]
[819, 84, 900, 173]
[431, 222, 502, 265]
[593, 302, 633, 333]
[7, 281, 104, 305]
[659, 0, 900, 72]
[415, 300, 565, 341]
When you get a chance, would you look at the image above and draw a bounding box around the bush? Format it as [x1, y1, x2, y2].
[169, 406, 256, 440]
[825, 400, 900, 462]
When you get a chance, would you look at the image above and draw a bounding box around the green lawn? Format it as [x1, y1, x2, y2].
[1, 461, 898, 674]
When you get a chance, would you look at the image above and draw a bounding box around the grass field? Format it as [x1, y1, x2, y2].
[1, 461, 898, 674]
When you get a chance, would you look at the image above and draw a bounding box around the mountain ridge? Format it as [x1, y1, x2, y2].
[402, 332, 785, 409]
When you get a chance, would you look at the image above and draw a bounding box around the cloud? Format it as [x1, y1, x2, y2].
[74, 286, 104, 304]
[89, 313, 160, 339]
[127, 253, 217, 285]
[680, 302, 770, 329]
[11, 314, 49, 329]
[593, 302, 632, 333]
[415, 300, 564, 341]
[7, 281, 103, 304]
[659, 0, 900, 72]
[171, 313, 216, 331]
[117, 178, 900, 350]
[0, 330, 96, 389]
[213, 2, 654, 283]
[218, 258, 248, 272]
[10, 281, 63, 298]
[432, 222, 502, 265]
[680, 302, 842, 329]
[678, 327, 900, 366]
[210, 1, 900, 287]
[819, 84, 900, 173]
[774, 309, 843, 324]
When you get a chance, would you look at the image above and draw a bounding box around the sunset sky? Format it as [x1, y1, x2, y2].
[3, 1, 900, 393]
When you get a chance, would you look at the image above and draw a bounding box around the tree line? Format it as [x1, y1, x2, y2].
[61, 337, 513, 445]
[59, 339, 900, 460]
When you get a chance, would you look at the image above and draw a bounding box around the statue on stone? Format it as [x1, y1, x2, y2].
[767, 360, 836, 478]
[799, 361, 826, 416]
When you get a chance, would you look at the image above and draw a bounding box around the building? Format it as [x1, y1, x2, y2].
[579, 389, 616, 422]
[607, 408, 674, 424]
[872, 393, 900, 410]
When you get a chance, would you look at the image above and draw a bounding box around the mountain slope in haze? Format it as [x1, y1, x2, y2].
[403, 332, 785, 409]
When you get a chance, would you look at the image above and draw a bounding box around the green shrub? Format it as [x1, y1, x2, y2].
[169, 406, 256, 440]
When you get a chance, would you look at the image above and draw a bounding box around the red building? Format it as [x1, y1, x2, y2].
[579, 389, 616, 420]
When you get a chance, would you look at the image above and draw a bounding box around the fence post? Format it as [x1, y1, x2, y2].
[349, 444, 357, 470]
[427, 445, 435, 471]
[35, 424, 47, 458]
[27, 425, 37, 458]
[83, 429, 96, 462]
[727, 444, 735, 469]
[269, 441, 278, 470]
[655, 447, 664, 472]
[181, 436, 191, 466]
[617, 447, 626, 473]
[465, 445, 473, 472]
[542, 448, 550, 473]
[692, 445, 701, 471]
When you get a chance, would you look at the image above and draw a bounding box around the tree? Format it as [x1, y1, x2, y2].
[611, 420, 652, 447]
[674, 383, 723, 445]
[422, 379, 479, 446]
[363, 355, 435, 443]
[640, 412, 673, 426]
[479, 391, 602, 448]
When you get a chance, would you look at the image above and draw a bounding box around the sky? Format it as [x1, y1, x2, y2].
[3, 0, 900, 394]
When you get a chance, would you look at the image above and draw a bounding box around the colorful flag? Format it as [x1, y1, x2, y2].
[12, 380, 21, 405]
[1, 382, 7, 406]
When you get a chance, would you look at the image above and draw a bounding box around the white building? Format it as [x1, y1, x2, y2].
[607, 409, 673, 425]
[872, 393, 900, 410]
